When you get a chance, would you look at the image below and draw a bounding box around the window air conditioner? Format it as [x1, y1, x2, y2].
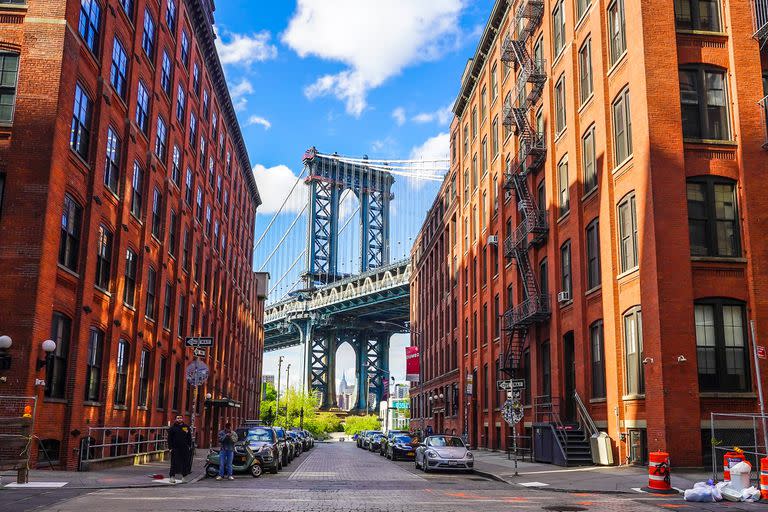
[557, 291, 571, 303]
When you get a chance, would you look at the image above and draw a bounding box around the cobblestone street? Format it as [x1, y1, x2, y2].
[10, 442, 734, 512]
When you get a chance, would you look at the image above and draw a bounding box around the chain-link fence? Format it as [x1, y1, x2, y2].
[709, 413, 768, 483]
[0, 396, 37, 483]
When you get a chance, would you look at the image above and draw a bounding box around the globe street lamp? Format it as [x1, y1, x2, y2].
[0, 335, 12, 371]
[36, 339, 56, 370]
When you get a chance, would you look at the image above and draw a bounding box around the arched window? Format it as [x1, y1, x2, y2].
[45, 312, 71, 399]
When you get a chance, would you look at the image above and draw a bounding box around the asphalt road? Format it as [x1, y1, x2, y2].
[3, 441, 723, 512]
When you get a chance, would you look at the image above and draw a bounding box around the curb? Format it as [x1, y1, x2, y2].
[472, 468, 638, 496]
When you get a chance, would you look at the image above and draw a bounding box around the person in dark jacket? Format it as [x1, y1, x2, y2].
[168, 415, 193, 483]
[216, 422, 238, 480]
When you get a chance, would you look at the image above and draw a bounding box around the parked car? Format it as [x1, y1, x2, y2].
[287, 431, 303, 456]
[379, 430, 408, 456]
[273, 427, 293, 466]
[304, 430, 315, 449]
[368, 433, 385, 452]
[356, 430, 369, 448]
[291, 428, 312, 451]
[386, 434, 416, 461]
[235, 426, 281, 474]
[362, 431, 382, 450]
[414, 435, 474, 473]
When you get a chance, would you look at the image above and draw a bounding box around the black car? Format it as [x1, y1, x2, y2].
[356, 430, 369, 448]
[292, 429, 312, 451]
[386, 434, 416, 461]
[362, 430, 382, 450]
[273, 427, 293, 466]
[368, 433, 385, 452]
[236, 426, 281, 474]
[379, 430, 408, 456]
[287, 431, 303, 456]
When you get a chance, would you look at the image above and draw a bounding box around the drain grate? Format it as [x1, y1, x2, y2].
[542, 506, 588, 512]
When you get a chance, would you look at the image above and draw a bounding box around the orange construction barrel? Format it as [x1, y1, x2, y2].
[641, 451, 678, 494]
[760, 458, 768, 500]
[724, 450, 747, 482]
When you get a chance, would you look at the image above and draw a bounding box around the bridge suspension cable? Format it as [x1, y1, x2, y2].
[257, 202, 308, 272]
[254, 165, 308, 250]
[268, 248, 306, 296]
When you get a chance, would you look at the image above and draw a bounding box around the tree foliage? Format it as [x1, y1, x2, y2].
[343, 415, 381, 435]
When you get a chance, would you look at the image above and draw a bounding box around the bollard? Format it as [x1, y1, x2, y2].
[760, 458, 768, 500]
[723, 449, 747, 482]
[641, 451, 678, 494]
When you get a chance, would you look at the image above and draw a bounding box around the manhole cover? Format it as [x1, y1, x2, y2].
[542, 507, 587, 512]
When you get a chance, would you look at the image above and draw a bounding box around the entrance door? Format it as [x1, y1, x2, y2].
[563, 332, 576, 422]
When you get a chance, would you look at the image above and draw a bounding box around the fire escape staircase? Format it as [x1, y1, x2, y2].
[500, 0, 549, 377]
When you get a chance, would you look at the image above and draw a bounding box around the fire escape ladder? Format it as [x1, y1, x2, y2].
[753, 0, 768, 51]
[501, 0, 549, 377]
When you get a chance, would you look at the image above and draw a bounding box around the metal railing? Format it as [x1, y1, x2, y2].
[710, 412, 768, 482]
[503, 294, 551, 328]
[753, 0, 768, 42]
[81, 426, 169, 469]
[573, 392, 598, 437]
[533, 395, 569, 464]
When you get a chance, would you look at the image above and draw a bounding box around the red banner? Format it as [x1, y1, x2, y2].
[406, 346, 420, 382]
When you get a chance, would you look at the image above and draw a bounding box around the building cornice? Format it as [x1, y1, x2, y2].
[184, 0, 262, 208]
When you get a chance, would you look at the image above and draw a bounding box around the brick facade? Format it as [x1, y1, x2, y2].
[410, 0, 768, 466]
[0, 0, 266, 469]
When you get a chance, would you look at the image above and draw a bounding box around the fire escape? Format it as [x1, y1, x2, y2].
[500, 0, 550, 377]
[753, 0, 768, 148]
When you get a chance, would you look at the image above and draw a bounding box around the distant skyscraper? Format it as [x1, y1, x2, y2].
[394, 384, 409, 399]
[337, 372, 355, 411]
[263, 375, 275, 386]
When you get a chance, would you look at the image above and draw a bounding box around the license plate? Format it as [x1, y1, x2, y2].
[407, 452, 414, 456]
[449, 461, 458, 466]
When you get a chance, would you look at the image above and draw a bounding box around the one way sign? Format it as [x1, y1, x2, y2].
[498, 379, 526, 391]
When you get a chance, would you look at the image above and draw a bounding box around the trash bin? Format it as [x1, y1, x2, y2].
[590, 432, 614, 465]
[729, 461, 752, 492]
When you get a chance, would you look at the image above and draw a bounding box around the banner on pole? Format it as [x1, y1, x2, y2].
[405, 346, 420, 382]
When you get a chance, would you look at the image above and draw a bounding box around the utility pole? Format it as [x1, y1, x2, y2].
[286, 364, 291, 427]
[276, 356, 284, 426]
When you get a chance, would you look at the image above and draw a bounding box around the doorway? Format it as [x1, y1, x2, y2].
[563, 332, 576, 422]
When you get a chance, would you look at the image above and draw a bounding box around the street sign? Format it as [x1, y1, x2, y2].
[185, 360, 209, 386]
[497, 379, 512, 391]
[511, 379, 526, 390]
[759, 346, 767, 360]
[185, 336, 214, 347]
[465, 373, 473, 395]
[193, 348, 207, 357]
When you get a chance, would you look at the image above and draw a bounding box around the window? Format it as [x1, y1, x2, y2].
[171, 146, 181, 186]
[687, 177, 740, 257]
[0, 52, 19, 124]
[560, 241, 571, 298]
[695, 300, 749, 391]
[119, 0, 133, 18]
[541, 341, 551, 397]
[136, 81, 150, 134]
[539, 258, 548, 297]
[172, 362, 182, 409]
[157, 357, 167, 409]
[608, 0, 626, 64]
[189, 112, 197, 147]
[84, 328, 104, 402]
[553, 0, 566, 56]
[114, 340, 129, 406]
[590, 321, 606, 398]
[481, 86, 487, 119]
[195, 186, 202, 221]
[555, 75, 566, 134]
[612, 88, 633, 164]
[165, 0, 177, 33]
[618, 193, 638, 272]
[176, 85, 185, 124]
[586, 219, 601, 289]
[180, 30, 190, 67]
[582, 126, 597, 193]
[491, 117, 499, 156]
[45, 312, 71, 399]
[137, 349, 150, 407]
[161, 51, 172, 96]
[192, 63, 200, 95]
[577, 0, 592, 19]
[130, 162, 144, 217]
[674, 0, 721, 31]
[185, 168, 193, 205]
[145, 266, 157, 319]
[202, 90, 209, 118]
[163, 282, 173, 330]
[151, 188, 162, 238]
[578, 38, 593, 104]
[94, 225, 112, 290]
[557, 156, 569, 216]
[205, 204, 212, 236]
[491, 63, 498, 100]
[471, 106, 477, 138]
[101, 127, 122, 194]
[623, 307, 644, 395]
[155, 116, 167, 161]
[168, 210, 178, 257]
[177, 294, 186, 337]
[481, 137, 488, 175]
[141, 8, 155, 59]
[59, 194, 82, 272]
[78, 0, 101, 55]
[182, 229, 190, 271]
[70, 84, 93, 159]
[123, 249, 137, 306]
[110, 38, 128, 99]
[483, 363, 489, 410]
[679, 67, 730, 140]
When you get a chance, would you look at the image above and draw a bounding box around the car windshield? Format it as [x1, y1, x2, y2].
[394, 435, 412, 444]
[429, 436, 465, 448]
[275, 429, 285, 440]
[239, 428, 273, 442]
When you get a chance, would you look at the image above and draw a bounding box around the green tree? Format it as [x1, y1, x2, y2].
[343, 415, 381, 435]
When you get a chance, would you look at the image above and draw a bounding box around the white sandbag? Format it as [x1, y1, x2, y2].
[683, 482, 719, 502]
[740, 486, 761, 502]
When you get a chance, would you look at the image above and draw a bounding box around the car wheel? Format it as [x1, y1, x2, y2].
[423, 461, 429, 473]
[250, 464, 263, 478]
[205, 464, 219, 478]
[415, 458, 420, 470]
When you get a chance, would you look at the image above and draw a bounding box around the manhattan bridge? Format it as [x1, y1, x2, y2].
[255, 147, 448, 411]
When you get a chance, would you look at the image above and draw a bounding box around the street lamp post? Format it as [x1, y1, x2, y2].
[276, 356, 284, 426]
[285, 364, 291, 427]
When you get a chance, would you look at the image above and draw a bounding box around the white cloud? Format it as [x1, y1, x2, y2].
[252, 164, 308, 215]
[371, 136, 396, 153]
[412, 104, 453, 125]
[229, 78, 254, 112]
[215, 29, 278, 67]
[283, 0, 465, 116]
[410, 132, 450, 161]
[248, 116, 272, 130]
[392, 107, 406, 126]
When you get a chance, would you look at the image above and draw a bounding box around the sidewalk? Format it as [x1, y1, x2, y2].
[471, 449, 711, 494]
[0, 449, 208, 490]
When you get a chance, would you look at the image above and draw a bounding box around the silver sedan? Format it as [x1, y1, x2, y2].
[414, 435, 474, 472]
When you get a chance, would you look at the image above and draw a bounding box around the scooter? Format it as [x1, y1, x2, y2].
[204, 443, 262, 478]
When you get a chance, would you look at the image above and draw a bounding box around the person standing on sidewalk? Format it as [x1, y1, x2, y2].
[168, 415, 193, 483]
[216, 422, 238, 480]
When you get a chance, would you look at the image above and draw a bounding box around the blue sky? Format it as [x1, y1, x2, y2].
[212, 0, 492, 392]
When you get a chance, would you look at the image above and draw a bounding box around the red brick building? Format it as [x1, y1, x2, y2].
[411, 0, 768, 466]
[0, 0, 267, 469]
